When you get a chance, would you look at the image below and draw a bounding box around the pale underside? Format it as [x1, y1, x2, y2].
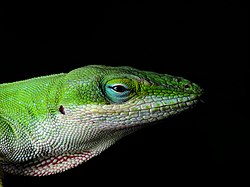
[2, 95, 197, 176]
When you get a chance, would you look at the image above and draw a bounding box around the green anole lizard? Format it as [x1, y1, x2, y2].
[0, 65, 203, 186]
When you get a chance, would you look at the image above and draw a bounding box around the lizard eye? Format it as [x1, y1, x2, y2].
[104, 79, 136, 103]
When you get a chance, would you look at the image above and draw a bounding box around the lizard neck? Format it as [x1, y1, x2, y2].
[0, 73, 65, 162]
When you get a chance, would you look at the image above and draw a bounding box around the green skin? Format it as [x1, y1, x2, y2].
[0, 65, 203, 186]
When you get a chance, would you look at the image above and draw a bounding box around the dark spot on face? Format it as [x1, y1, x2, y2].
[59, 105, 65, 115]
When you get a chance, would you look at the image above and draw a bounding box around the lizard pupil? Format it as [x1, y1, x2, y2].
[110, 85, 127, 93]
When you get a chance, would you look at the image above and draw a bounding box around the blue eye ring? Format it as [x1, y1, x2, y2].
[104, 82, 134, 103]
[103, 78, 138, 104]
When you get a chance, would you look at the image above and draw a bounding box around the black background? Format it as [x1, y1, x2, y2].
[0, 1, 249, 186]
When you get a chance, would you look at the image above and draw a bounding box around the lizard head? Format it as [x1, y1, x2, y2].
[60, 65, 203, 128]
[2, 65, 203, 176]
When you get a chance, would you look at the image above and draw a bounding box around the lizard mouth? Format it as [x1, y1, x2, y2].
[96, 95, 201, 131]
[2, 151, 98, 176]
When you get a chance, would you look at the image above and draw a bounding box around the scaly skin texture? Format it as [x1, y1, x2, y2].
[0, 65, 203, 186]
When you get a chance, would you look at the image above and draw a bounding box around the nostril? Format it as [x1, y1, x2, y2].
[183, 83, 191, 90]
[176, 78, 182, 83]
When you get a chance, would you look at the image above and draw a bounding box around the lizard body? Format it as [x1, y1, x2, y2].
[0, 65, 203, 186]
